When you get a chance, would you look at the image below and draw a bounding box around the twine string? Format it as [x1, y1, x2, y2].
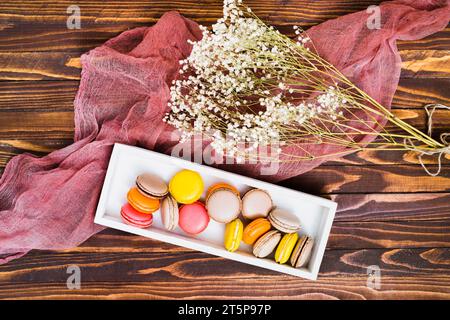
[403, 104, 450, 177]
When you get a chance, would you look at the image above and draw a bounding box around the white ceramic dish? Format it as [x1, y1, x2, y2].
[94, 143, 337, 280]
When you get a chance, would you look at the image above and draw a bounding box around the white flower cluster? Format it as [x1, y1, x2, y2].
[164, 0, 345, 158]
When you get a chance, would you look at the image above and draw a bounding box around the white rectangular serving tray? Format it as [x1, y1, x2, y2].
[94, 143, 337, 280]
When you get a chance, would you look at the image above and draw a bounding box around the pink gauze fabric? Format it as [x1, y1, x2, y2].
[0, 0, 449, 264]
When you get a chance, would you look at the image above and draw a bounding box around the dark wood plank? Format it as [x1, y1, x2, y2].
[0, 247, 448, 299]
[0, 50, 448, 81]
[401, 50, 450, 79]
[281, 165, 450, 194]
[0, 0, 448, 53]
[0, 0, 388, 25]
[393, 78, 450, 108]
[329, 220, 450, 249]
[0, 52, 80, 80]
[0, 23, 448, 54]
[0, 81, 77, 112]
[332, 193, 450, 221]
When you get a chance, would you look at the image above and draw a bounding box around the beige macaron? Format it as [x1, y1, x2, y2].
[136, 173, 168, 199]
[290, 235, 314, 268]
[242, 189, 273, 220]
[160, 195, 179, 231]
[268, 208, 301, 233]
[252, 230, 282, 258]
[206, 187, 242, 223]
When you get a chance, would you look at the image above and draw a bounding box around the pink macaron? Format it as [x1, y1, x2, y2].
[178, 202, 210, 235]
[121, 203, 153, 228]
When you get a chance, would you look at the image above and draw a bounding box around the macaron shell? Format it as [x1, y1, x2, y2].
[206, 188, 241, 223]
[206, 183, 239, 199]
[242, 218, 272, 245]
[269, 208, 301, 233]
[169, 170, 204, 204]
[136, 173, 168, 198]
[178, 202, 210, 235]
[291, 236, 314, 268]
[224, 218, 243, 252]
[275, 233, 299, 264]
[161, 196, 179, 231]
[121, 203, 153, 228]
[127, 187, 160, 214]
[242, 189, 273, 219]
[253, 230, 281, 258]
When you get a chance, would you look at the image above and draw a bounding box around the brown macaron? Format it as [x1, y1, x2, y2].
[290, 235, 314, 268]
[136, 173, 168, 199]
[252, 230, 282, 258]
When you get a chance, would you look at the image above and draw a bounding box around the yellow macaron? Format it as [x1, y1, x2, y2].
[274, 233, 298, 264]
[224, 218, 243, 252]
[169, 169, 204, 204]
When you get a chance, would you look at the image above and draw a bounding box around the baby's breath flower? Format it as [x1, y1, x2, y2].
[165, 0, 436, 164]
[165, 0, 347, 157]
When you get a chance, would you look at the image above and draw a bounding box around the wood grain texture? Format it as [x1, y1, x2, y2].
[281, 165, 450, 194]
[0, 247, 448, 299]
[0, 0, 448, 53]
[332, 193, 450, 221]
[0, 0, 449, 300]
[1, 50, 448, 81]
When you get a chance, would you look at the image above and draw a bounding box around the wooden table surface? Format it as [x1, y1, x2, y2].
[0, 0, 449, 300]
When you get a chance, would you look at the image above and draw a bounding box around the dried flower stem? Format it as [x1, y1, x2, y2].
[164, 0, 448, 166]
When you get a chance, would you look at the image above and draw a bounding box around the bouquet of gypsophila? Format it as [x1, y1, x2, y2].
[164, 0, 449, 175]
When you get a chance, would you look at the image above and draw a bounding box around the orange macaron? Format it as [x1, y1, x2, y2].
[127, 187, 160, 214]
[243, 218, 272, 245]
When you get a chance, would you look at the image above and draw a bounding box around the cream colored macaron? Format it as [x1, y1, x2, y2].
[206, 183, 241, 223]
[268, 208, 301, 233]
[253, 230, 282, 258]
[242, 189, 273, 220]
[160, 195, 179, 231]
